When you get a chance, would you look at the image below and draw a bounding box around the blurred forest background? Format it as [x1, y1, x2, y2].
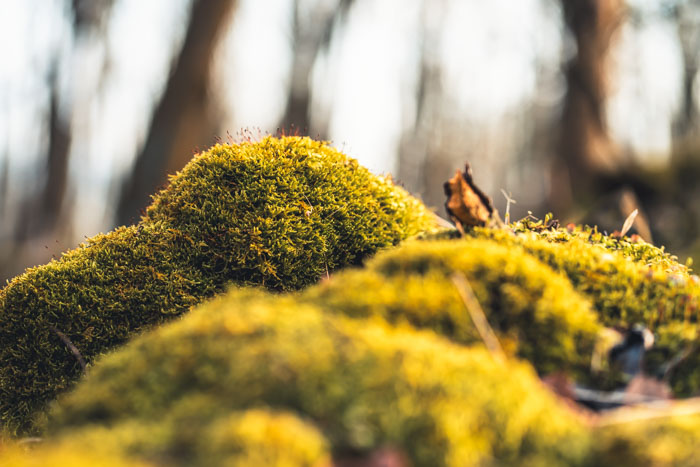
[2, 0, 700, 283]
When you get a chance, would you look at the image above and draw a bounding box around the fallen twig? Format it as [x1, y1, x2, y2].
[49, 325, 87, 372]
[451, 272, 505, 361]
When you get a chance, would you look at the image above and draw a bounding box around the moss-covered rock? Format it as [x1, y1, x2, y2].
[302, 238, 601, 376]
[0, 136, 438, 434]
[48, 290, 589, 466]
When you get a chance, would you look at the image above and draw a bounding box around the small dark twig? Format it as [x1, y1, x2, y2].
[49, 325, 86, 371]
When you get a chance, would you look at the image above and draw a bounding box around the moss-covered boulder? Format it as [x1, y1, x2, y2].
[47, 290, 589, 466]
[302, 238, 602, 376]
[0, 136, 438, 434]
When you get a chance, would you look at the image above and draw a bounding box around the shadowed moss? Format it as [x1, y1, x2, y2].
[47, 290, 589, 466]
[0, 136, 438, 434]
[302, 238, 601, 376]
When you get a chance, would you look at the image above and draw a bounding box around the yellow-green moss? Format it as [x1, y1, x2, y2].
[146, 136, 438, 289]
[0, 436, 147, 467]
[200, 409, 330, 467]
[48, 290, 589, 466]
[0, 136, 438, 434]
[588, 411, 700, 466]
[473, 226, 700, 327]
[302, 238, 601, 376]
[3, 408, 328, 467]
[514, 218, 691, 273]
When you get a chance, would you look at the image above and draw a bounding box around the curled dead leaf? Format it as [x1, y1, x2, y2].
[443, 163, 501, 232]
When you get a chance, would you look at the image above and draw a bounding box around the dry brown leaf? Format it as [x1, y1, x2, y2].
[443, 163, 500, 232]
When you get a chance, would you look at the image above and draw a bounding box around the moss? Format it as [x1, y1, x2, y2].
[588, 412, 700, 466]
[1, 408, 328, 467]
[0, 136, 438, 434]
[48, 290, 589, 466]
[200, 409, 330, 467]
[472, 225, 700, 327]
[0, 436, 146, 467]
[302, 238, 601, 376]
[642, 323, 700, 397]
[513, 218, 691, 274]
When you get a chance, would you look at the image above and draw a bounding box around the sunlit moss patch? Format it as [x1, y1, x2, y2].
[302, 238, 601, 376]
[473, 224, 700, 327]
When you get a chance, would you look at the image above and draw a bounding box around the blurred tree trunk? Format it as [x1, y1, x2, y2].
[397, 50, 443, 208]
[673, 1, 700, 151]
[0, 154, 7, 220]
[116, 0, 236, 226]
[13, 75, 72, 241]
[279, 0, 353, 136]
[398, 0, 446, 212]
[552, 0, 624, 213]
[1, 0, 115, 283]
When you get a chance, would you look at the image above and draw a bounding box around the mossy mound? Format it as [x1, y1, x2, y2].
[47, 290, 589, 466]
[145, 136, 437, 289]
[302, 238, 601, 376]
[473, 225, 700, 327]
[0, 136, 438, 434]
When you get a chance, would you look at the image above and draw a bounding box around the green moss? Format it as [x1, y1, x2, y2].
[0, 136, 437, 434]
[6, 408, 329, 467]
[48, 290, 589, 466]
[302, 238, 601, 376]
[472, 226, 700, 327]
[588, 411, 700, 466]
[642, 323, 700, 397]
[513, 219, 691, 274]
[0, 435, 146, 467]
[146, 136, 437, 289]
[199, 409, 330, 467]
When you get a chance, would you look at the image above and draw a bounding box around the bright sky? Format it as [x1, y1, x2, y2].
[0, 0, 689, 237]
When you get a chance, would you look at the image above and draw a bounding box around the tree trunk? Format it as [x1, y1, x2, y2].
[672, 1, 700, 151]
[554, 0, 624, 212]
[116, 0, 236, 226]
[278, 0, 353, 136]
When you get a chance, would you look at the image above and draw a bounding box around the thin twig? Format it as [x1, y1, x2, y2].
[451, 272, 505, 361]
[49, 325, 87, 371]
